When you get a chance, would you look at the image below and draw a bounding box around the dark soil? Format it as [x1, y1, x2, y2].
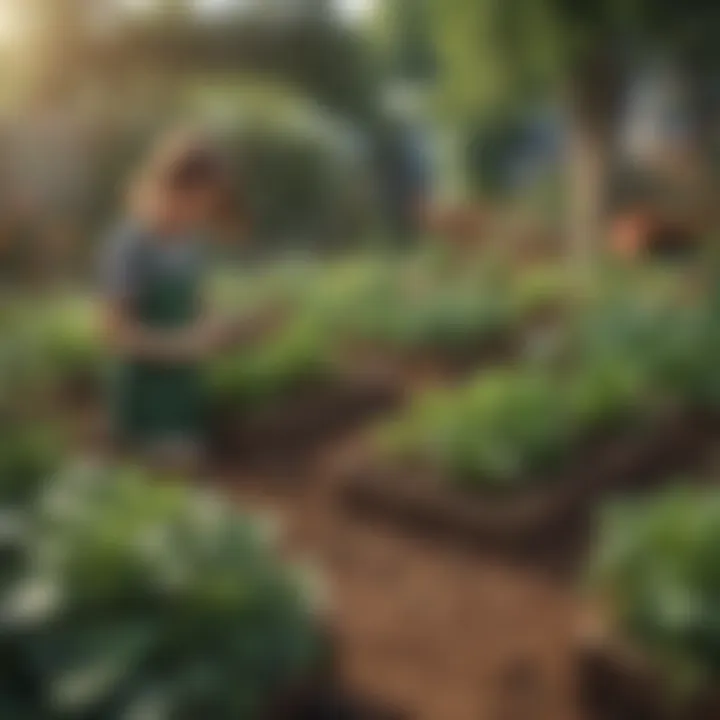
[207, 376, 402, 469]
[210, 405, 720, 720]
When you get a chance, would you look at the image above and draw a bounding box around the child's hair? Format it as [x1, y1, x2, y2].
[129, 127, 229, 219]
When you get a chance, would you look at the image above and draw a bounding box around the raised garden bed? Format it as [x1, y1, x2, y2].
[340, 409, 719, 554]
[208, 374, 404, 468]
[333, 268, 571, 393]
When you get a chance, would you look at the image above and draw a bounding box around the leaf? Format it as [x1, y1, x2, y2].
[42, 621, 159, 713]
[0, 577, 65, 630]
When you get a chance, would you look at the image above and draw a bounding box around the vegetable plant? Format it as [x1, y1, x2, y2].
[589, 487, 720, 697]
[0, 464, 322, 719]
[377, 304, 664, 492]
[34, 297, 103, 388]
[208, 311, 334, 411]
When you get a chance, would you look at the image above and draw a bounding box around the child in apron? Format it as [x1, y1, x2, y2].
[100, 129, 248, 468]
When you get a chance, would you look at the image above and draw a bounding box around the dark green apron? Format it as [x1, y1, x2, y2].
[111, 246, 203, 446]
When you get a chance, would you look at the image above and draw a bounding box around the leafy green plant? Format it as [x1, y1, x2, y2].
[590, 487, 720, 696]
[34, 297, 103, 386]
[380, 368, 573, 490]
[208, 312, 334, 410]
[0, 297, 104, 401]
[379, 341, 655, 491]
[0, 464, 322, 719]
[337, 266, 515, 355]
[566, 289, 720, 411]
[0, 420, 63, 508]
[510, 264, 579, 318]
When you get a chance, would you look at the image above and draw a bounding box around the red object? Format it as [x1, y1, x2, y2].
[610, 212, 653, 259]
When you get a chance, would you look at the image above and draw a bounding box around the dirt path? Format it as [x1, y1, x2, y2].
[218, 460, 585, 720]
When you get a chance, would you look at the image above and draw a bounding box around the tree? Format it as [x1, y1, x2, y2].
[416, 0, 720, 264]
[417, 0, 632, 264]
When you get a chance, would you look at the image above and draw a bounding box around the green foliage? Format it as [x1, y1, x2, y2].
[0, 296, 102, 399]
[0, 464, 321, 719]
[565, 277, 720, 410]
[379, 349, 650, 490]
[590, 487, 720, 695]
[510, 263, 579, 317]
[380, 368, 576, 489]
[343, 278, 513, 354]
[331, 253, 520, 354]
[209, 253, 524, 404]
[0, 421, 63, 508]
[232, 125, 360, 247]
[35, 297, 102, 382]
[417, 0, 562, 123]
[377, 272, 710, 491]
[208, 312, 334, 410]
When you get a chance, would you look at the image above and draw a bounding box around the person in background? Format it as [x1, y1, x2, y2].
[100, 128, 275, 469]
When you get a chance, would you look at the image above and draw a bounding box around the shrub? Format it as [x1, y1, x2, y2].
[0, 420, 63, 509]
[34, 297, 102, 387]
[589, 487, 720, 695]
[0, 464, 322, 719]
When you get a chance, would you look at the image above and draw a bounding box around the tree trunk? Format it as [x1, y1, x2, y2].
[564, 49, 624, 269]
[566, 110, 613, 268]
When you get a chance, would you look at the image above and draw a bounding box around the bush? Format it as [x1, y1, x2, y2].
[0, 464, 322, 719]
[589, 487, 720, 696]
[0, 420, 63, 508]
[0, 296, 103, 402]
[39, 298, 100, 374]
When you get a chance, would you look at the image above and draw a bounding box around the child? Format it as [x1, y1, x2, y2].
[100, 128, 263, 468]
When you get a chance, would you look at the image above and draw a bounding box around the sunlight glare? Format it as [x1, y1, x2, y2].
[0, 0, 24, 47]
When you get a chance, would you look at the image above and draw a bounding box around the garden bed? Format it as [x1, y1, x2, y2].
[208, 374, 404, 468]
[340, 409, 719, 554]
[336, 291, 568, 394]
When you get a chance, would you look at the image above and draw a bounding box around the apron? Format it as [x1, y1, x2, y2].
[111, 245, 203, 446]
